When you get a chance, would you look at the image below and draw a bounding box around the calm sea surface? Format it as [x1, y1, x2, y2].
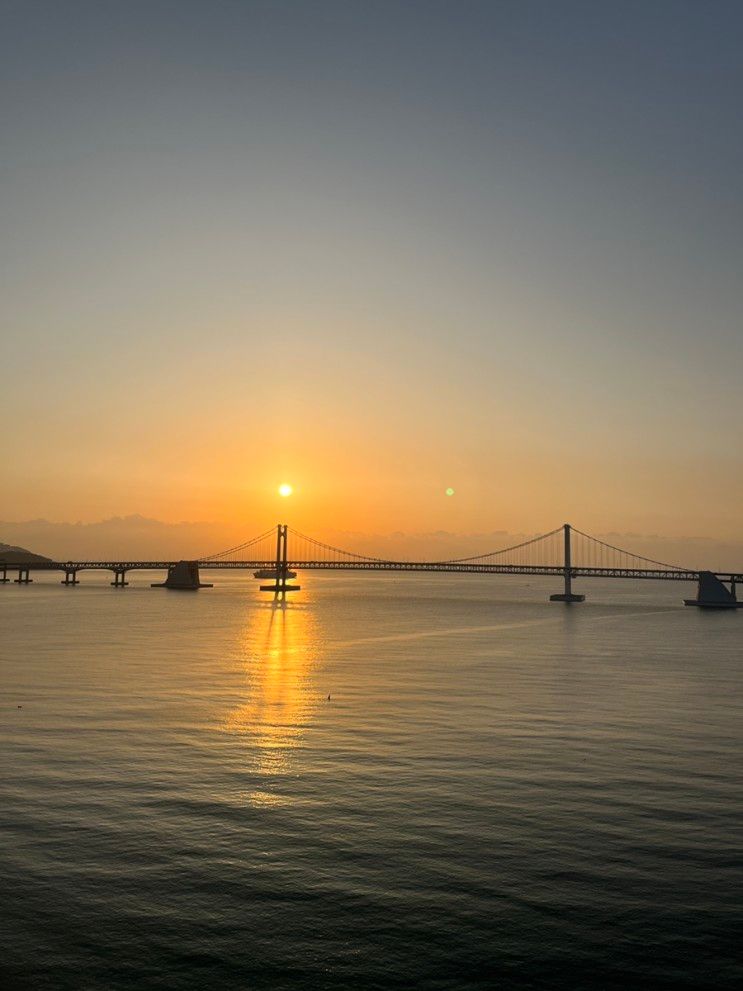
[1, 572, 741, 990]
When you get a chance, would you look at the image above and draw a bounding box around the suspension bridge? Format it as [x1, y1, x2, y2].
[2, 524, 741, 608]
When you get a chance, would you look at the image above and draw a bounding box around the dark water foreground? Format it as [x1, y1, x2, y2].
[1, 573, 741, 990]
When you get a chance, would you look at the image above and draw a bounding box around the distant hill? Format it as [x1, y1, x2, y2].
[0, 542, 51, 564]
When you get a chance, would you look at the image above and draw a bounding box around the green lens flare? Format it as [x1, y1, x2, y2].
[445, 487, 455, 496]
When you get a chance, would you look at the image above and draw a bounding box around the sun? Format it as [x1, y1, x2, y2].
[278, 483, 293, 498]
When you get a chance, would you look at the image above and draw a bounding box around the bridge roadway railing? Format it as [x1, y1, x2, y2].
[200, 561, 729, 581]
[11, 559, 743, 583]
[200, 561, 706, 580]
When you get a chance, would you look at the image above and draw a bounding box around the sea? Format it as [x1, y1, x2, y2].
[1, 571, 741, 990]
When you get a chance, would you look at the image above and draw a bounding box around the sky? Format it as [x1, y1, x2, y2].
[2, 0, 742, 554]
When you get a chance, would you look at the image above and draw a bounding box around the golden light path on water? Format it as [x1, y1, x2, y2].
[223, 599, 323, 802]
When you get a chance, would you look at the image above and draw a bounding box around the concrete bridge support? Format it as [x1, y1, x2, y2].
[151, 561, 212, 590]
[0, 567, 9, 583]
[684, 571, 743, 609]
[61, 569, 80, 586]
[111, 569, 129, 587]
[550, 523, 585, 603]
[14, 568, 32, 584]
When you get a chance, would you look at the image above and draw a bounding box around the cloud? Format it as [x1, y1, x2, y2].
[0, 516, 222, 560]
[1, 516, 741, 571]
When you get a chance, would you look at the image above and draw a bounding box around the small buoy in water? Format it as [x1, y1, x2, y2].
[327, 694, 331, 700]
[17, 705, 22, 709]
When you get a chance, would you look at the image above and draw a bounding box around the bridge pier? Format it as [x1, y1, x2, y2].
[61, 568, 80, 586]
[14, 568, 32, 584]
[550, 523, 585, 603]
[0, 567, 9, 583]
[111, 569, 129, 588]
[151, 561, 212, 590]
[684, 571, 743, 609]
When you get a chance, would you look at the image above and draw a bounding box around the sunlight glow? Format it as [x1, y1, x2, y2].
[224, 601, 323, 781]
[278, 483, 293, 497]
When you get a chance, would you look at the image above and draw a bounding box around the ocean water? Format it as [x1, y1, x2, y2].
[1, 571, 741, 990]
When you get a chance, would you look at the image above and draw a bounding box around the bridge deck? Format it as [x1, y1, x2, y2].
[4, 560, 742, 582]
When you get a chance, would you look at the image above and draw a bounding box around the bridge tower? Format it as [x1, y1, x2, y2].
[550, 523, 585, 603]
[259, 524, 300, 597]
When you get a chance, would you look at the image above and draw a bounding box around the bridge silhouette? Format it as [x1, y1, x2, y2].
[2, 523, 741, 609]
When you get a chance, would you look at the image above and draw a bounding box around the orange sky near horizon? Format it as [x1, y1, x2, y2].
[4, 295, 742, 541]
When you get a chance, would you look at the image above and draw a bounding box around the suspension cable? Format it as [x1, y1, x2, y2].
[436, 526, 564, 564]
[199, 526, 278, 562]
[570, 527, 687, 571]
[289, 528, 396, 563]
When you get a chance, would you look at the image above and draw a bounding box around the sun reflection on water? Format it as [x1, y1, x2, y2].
[223, 599, 323, 780]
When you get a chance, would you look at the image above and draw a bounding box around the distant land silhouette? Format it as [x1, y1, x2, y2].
[0, 542, 50, 565]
